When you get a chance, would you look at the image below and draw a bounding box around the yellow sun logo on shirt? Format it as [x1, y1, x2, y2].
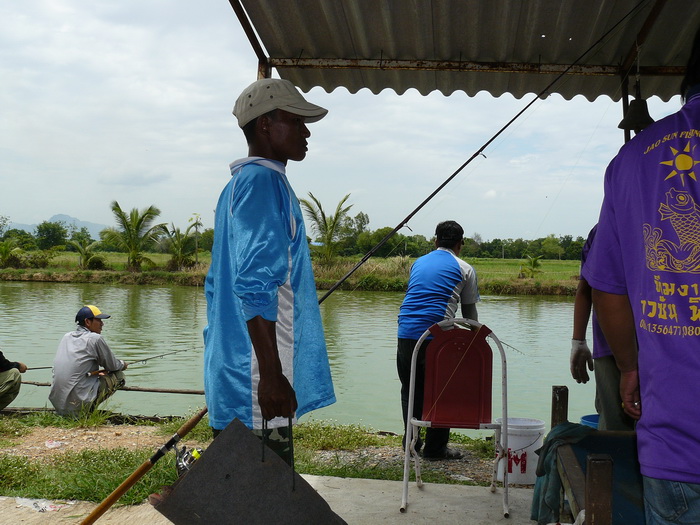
[661, 142, 700, 186]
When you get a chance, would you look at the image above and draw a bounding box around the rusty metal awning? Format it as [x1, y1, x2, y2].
[229, 0, 699, 102]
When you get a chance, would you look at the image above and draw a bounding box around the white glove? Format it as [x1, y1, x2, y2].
[570, 339, 594, 384]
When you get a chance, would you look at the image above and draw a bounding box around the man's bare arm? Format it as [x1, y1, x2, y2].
[591, 289, 640, 419]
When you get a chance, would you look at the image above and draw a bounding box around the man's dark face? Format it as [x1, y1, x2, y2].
[261, 109, 311, 164]
[84, 317, 104, 334]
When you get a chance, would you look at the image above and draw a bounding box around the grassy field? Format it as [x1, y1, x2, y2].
[0, 253, 581, 295]
[0, 412, 493, 503]
[312, 256, 580, 295]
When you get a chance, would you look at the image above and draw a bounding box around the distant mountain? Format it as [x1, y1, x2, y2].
[9, 214, 109, 239]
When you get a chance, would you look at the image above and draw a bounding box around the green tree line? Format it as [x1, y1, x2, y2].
[0, 203, 210, 271]
[300, 193, 586, 262]
[0, 194, 586, 271]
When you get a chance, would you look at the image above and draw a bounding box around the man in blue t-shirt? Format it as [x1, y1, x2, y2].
[397, 220, 480, 460]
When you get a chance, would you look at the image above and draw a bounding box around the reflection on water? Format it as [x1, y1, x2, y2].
[1, 282, 594, 432]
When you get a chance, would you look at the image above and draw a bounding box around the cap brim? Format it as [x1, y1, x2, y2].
[280, 102, 328, 123]
[94, 314, 111, 319]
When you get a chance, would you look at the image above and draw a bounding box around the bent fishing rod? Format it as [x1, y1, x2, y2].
[317, 0, 647, 305]
[86, 348, 189, 377]
[80, 406, 208, 525]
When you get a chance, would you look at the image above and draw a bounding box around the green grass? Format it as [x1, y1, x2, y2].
[469, 257, 580, 282]
[156, 412, 212, 443]
[0, 449, 178, 505]
[294, 420, 396, 450]
[0, 411, 183, 505]
[0, 251, 580, 294]
[50, 252, 212, 271]
[0, 416, 496, 503]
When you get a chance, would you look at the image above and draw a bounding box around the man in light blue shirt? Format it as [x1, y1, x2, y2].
[397, 220, 479, 460]
[204, 79, 335, 461]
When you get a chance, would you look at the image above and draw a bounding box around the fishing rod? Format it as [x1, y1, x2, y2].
[317, 0, 648, 305]
[22, 380, 204, 395]
[86, 348, 190, 377]
[26, 366, 52, 370]
[80, 406, 208, 525]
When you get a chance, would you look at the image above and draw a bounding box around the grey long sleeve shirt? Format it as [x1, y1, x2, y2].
[49, 326, 125, 415]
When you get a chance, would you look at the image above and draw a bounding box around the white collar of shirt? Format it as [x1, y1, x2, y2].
[436, 246, 457, 256]
[229, 157, 286, 175]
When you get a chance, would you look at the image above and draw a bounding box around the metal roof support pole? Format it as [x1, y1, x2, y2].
[620, 0, 668, 75]
[228, 0, 272, 79]
[621, 75, 631, 143]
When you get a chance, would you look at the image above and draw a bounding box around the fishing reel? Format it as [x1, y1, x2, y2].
[175, 444, 204, 477]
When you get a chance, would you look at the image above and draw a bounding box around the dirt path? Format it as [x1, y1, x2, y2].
[0, 425, 175, 461]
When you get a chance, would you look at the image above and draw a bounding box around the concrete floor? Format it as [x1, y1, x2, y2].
[0, 475, 538, 524]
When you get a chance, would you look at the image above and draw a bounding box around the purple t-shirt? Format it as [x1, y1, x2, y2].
[583, 93, 700, 483]
[581, 225, 611, 359]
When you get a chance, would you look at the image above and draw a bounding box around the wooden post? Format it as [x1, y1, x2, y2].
[551, 385, 569, 427]
[586, 454, 613, 525]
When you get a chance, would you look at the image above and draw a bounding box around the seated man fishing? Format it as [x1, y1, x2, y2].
[0, 349, 27, 411]
[49, 305, 128, 416]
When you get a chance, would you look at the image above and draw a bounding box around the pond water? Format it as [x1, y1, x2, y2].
[1, 281, 594, 433]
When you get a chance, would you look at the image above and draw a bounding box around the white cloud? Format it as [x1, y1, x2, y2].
[0, 1, 685, 242]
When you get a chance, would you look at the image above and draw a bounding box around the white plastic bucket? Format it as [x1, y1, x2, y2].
[495, 417, 545, 485]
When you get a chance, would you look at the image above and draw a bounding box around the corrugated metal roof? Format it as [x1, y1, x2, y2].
[233, 0, 699, 102]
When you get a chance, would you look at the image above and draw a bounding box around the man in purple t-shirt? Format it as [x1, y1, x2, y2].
[583, 29, 700, 524]
[571, 225, 633, 431]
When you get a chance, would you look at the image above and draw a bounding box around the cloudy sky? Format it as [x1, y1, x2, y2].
[0, 1, 685, 242]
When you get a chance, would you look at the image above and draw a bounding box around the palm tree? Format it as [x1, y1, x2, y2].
[0, 239, 23, 268]
[188, 213, 203, 265]
[520, 254, 544, 278]
[101, 201, 165, 271]
[68, 239, 106, 270]
[299, 192, 353, 264]
[159, 223, 197, 271]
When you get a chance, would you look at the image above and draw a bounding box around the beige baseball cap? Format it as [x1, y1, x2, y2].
[233, 78, 328, 128]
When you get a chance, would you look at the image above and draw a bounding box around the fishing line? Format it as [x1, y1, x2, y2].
[86, 348, 191, 376]
[318, 0, 651, 304]
[31, 346, 196, 374]
[500, 340, 525, 356]
[529, 31, 648, 239]
[128, 348, 189, 366]
[530, 93, 621, 239]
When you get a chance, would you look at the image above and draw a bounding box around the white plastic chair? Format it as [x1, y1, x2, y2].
[400, 318, 509, 517]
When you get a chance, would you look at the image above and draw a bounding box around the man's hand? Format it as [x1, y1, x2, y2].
[570, 339, 594, 383]
[17, 362, 27, 373]
[620, 369, 641, 419]
[258, 372, 298, 421]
